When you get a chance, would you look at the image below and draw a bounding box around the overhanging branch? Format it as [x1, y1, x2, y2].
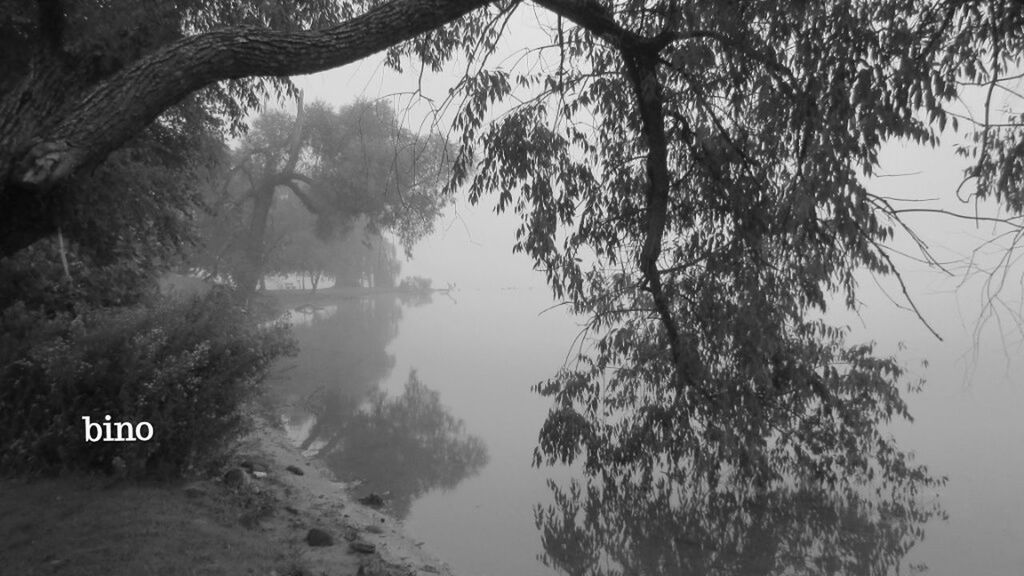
[11, 0, 493, 191]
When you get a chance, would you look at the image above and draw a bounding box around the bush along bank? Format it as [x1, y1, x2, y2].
[0, 287, 295, 477]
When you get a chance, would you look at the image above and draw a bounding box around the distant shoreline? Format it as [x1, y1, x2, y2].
[262, 285, 452, 303]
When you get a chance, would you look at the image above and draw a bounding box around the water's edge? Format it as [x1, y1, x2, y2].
[242, 413, 461, 576]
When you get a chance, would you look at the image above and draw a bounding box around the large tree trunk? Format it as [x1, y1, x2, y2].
[237, 182, 276, 295]
[0, 46, 96, 258]
[236, 96, 306, 296]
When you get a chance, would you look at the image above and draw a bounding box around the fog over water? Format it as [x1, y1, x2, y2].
[271, 189, 1024, 575]
[267, 17, 1024, 575]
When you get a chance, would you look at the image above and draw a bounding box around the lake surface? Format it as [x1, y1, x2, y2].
[270, 286, 1024, 576]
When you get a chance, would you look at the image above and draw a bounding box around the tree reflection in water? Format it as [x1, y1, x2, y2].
[279, 294, 487, 519]
[313, 371, 489, 519]
[535, 476, 941, 576]
[280, 295, 404, 411]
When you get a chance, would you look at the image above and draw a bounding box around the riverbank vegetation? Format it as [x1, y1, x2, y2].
[0, 220, 295, 476]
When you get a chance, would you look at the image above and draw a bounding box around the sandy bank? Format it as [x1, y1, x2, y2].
[239, 416, 457, 576]
[0, 416, 456, 576]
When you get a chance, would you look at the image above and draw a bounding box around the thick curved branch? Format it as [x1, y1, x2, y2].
[11, 0, 492, 191]
[11, 0, 662, 193]
[275, 175, 322, 215]
[1, 0, 687, 259]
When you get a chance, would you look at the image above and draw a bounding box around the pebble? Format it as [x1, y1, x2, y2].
[349, 540, 376, 554]
[358, 493, 384, 507]
[239, 459, 268, 473]
[223, 468, 248, 489]
[305, 528, 333, 547]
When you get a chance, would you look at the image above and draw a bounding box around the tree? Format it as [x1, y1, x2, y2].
[263, 196, 332, 291]
[266, 212, 405, 292]
[320, 224, 404, 289]
[191, 98, 450, 292]
[4, 0, 1024, 505]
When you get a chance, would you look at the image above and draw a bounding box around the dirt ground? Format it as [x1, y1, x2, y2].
[0, 420, 454, 576]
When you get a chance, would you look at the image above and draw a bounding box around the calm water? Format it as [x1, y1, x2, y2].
[270, 287, 1024, 576]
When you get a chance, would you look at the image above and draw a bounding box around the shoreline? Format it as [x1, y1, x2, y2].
[0, 413, 456, 576]
[262, 286, 452, 304]
[239, 414, 457, 576]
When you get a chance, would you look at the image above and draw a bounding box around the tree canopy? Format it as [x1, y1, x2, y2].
[191, 97, 450, 291]
[3, 0, 1024, 510]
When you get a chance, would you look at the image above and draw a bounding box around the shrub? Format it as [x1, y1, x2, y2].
[0, 289, 295, 477]
[0, 237, 164, 314]
[397, 276, 432, 292]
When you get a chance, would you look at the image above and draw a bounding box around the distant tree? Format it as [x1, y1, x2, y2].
[264, 205, 404, 292]
[265, 201, 334, 291]
[326, 224, 403, 289]
[191, 98, 450, 292]
[398, 276, 433, 293]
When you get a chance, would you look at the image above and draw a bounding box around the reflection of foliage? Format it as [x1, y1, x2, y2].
[535, 477, 941, 576]
[396, 288, 434, 308]
[282, 296, 403, 404]
[318, 371, 488, 519]
[396, 276, 435, 307]
[536, 321, 941, 506]
[532, 275, 945, 573]
[278, 298, 480, 519]
[533, 321, 944, 572]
